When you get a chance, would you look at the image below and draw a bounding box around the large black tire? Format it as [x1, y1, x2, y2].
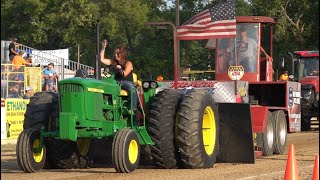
[257, 112, 274, 156]
[76, 139, 92, 168]
[47, 139, 79, 169]
[272, 110, 287, 154]
[177, 89, 219, 168]
[147, 89, 181, 168]
[16, 129, 46, 173]
[24, 92, 59, 130]
[112, 128, 140, 173]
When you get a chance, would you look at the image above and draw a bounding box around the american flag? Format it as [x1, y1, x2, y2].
[177, 0, 236, 40]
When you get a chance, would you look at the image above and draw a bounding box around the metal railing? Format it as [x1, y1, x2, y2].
[1, 40, 94, 80]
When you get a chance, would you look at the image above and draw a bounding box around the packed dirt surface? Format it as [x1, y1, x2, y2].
[1, 131, 319, 180]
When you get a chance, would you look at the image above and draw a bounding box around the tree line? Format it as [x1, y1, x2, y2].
[1, 0, 318, 79]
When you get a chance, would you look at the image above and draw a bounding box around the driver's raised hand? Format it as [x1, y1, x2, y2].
[102, 39, 108, 48]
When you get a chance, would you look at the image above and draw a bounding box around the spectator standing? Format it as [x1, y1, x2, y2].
[9, 38, 20, 61]
[45, 73, 58, 92]
[12, 50, 32, 70]
[23, 86, 32, 99]
[42, 62, 57, 90]
[279, 70, 289, 81]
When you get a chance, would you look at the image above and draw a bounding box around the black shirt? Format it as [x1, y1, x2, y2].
[9, 42, 16, 57]
[114, 60, 133, 82]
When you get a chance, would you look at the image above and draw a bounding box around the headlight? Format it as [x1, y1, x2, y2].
[150, 81, 158, 88]
[142, 81, 150, 89]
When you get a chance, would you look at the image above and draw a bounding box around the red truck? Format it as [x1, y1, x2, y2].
[291, 50, 319, 130]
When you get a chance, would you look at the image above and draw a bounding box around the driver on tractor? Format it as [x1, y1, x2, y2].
[100, 39, 139, 122]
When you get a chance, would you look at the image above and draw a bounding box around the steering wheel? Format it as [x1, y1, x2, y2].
[236, 40, 248, 52]
[103, 66, 112, 78]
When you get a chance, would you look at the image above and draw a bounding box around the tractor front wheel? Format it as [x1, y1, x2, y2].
[112, 128, 140, 173]
[16, 129, 46, 173]
[177, 89, 219, 168]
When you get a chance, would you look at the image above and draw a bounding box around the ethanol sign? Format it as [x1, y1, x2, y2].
[5, 99, 29, 139]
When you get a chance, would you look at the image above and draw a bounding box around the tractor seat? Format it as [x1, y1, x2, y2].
[120, 73, 142, 96]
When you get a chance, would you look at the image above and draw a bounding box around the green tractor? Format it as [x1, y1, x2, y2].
[16, 65, 229, 173]
[17, 67, 161, 173]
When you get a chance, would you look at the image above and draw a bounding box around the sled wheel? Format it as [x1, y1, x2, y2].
[177, 89, 219, 168]
[147, 89, 181, 168]
[76, 139, 91, 168]
[16, 129, 46, 173]
[272, 110, 287, 154]
[112, 128, 140, 173]
[257, 112, 274, 156]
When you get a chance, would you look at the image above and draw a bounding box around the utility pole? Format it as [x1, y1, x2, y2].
[175, 0, 180, 79]
[145, 22, 179, 89]
[77, 44, 80, 70]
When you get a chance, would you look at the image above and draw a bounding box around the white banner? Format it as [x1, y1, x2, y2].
[33, 48, 69, 66]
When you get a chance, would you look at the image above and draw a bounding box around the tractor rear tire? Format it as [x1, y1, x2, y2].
[147, 89, 181, 169]
[23, 92, 58, 130]
[112, 128, 140, 173]
[177, 89, 219, 168]
[272, 110, 287, 154]
[76, 139, 92, 168]
[47, 139, 79, 169]
[257, 112, 274, 156]
[16, 128, 46, 173]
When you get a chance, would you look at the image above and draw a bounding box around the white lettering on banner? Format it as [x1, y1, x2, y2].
[289, 113, 301, 119]
[293, 91, 301, 97]
[32, 49, 69, 66]
[293, 98, 300, 104]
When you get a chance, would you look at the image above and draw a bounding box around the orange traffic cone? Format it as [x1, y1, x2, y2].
[284, 144, 299, 180]
[312, 155, 319, 180]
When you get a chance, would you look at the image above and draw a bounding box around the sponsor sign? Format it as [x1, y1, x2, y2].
[228, 66, 244, 80]
[5, 99, 29, 139]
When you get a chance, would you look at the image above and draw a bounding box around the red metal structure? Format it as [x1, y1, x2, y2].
[291, 50, 319, 130]
[159, 16, 301, 159]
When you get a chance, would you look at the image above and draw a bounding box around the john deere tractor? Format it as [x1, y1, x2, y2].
[17, 67, 162, 173]
[17, 65, 229, 173]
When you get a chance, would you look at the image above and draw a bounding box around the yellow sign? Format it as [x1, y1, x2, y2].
[88, 88, 104, 93]
[5, 99, 29, 139]
[228, 66, 245, 80]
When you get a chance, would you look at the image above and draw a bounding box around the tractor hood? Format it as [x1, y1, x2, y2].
[299, 76, 319, 93]
[58, 77, 120, 95]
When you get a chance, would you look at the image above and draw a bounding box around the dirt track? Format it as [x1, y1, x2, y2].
[1, 131, 319, 180]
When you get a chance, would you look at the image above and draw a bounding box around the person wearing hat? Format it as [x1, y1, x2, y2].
[23, 86, 32, 99]
[279, 70, 289, 81]
[12, 50, 33, 70]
